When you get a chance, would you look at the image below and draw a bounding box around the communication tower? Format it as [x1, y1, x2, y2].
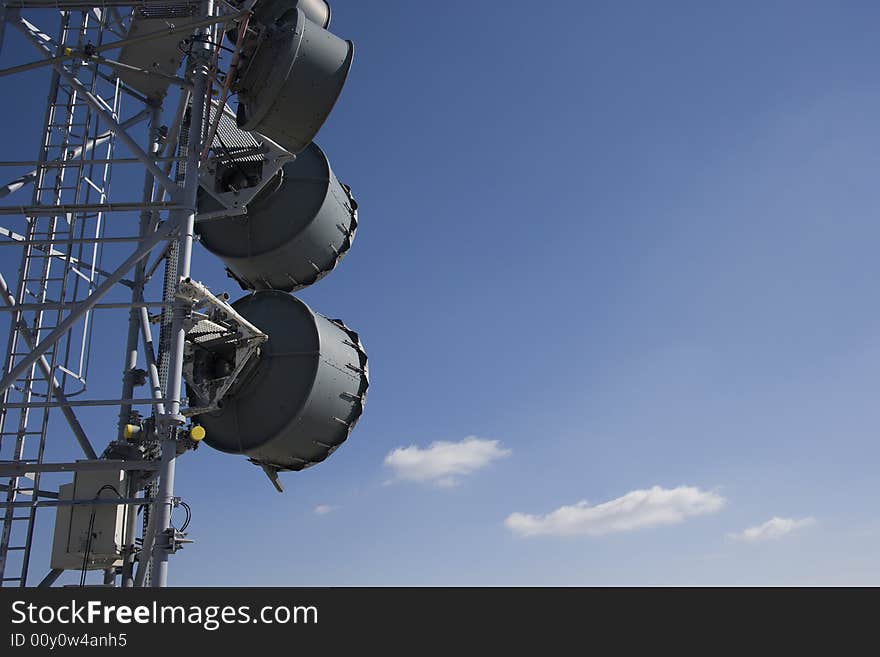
[0, 0, 367, 587]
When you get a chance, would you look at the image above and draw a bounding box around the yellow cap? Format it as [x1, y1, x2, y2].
[64, 47, 73, 56]
[190, 425, 206, 441]
[123, 424, 140, 440]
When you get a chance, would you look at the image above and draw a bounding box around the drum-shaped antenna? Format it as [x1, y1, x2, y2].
[234, 7, 353, 155]
[196, 142, 357, 291]
[194, 291, 368, 472]
[253, 0, 332, 29]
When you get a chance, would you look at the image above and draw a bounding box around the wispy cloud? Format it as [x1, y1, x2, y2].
[729, 517, 815, 542]
[383, 436, 510, 487]
[314, 505, 337, 516]
[505, 485, 725, 537]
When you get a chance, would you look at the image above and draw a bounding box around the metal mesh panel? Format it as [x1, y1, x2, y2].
[210, 102, 266, 164]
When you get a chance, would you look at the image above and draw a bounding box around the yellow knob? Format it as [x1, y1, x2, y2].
[123, 424, 140, 440]
[190, 425, 206, 442]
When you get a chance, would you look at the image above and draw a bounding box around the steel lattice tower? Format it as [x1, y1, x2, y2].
[0, 0, 366, 588]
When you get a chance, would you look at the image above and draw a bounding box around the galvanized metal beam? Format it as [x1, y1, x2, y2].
[0, 398, 172, 410]
[0, 235, 176, 247]
[37, 568, 63, 588]
[0, 201, 182, 216]
[150, 0, 216, 589]
[92, 56, 193, 90]
[15, 16, 182, 199]
[119, 105, 163, 440]
[0, 226, 123, 284]
[0, 107, 151, 200]
[0, 483, 58, 499]
[0, 9, 245, 79]
[0, 301, 170, 312]
[0, 156, 184, 168]
[7, 497, 151, 509]
[139, 306, 166, 417]
[0, 214, 181, 398]
[0, 460, 160, 477]
[0, 273, 97, 460]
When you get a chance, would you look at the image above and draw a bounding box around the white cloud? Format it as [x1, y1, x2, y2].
[383, 436, 510, 487]
[314, 505, 337, 516]
[505, 485, 726, 537]
[729, 516, 815, 542]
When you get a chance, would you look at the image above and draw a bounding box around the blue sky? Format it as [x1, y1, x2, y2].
[2, 0, 880, 585]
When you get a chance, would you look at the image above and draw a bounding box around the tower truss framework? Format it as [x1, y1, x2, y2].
[0, 0, 255, 588]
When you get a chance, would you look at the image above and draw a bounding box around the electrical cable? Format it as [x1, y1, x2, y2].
[78, 484, 122, 587]
[201, 39, 236, 53]
[170, 500, 193, 533]
[179, 501, 192, 533]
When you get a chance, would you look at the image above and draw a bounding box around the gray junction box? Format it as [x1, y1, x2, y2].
[50, 466, 129, 571]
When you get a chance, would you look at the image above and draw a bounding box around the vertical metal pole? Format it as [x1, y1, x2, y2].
[117, 106, 161, 443]
[118, 107, 160, 587]
[150, 4, 211, 587]
[138, 307, 166, 416]
[121, 474, 139, 588]
[118, 106, 164, 588]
